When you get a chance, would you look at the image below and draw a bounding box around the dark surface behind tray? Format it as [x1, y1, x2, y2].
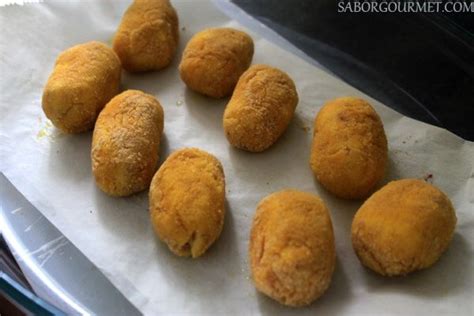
[233, 0, 474, 140]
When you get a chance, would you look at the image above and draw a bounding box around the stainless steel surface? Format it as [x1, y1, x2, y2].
[0, 173, 141, 316]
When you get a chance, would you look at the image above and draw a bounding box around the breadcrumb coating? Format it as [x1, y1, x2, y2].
[223, 64, 298, 152]
[42, 41, 121, 133]
[179, 28, 254, 98]
[113, 0, 179, 72]
[310, 97, 387, 199]
[250, 190, 335, 306]
[352, 179, 457, 276]
[92, 90, 164, 197]
[149, 148, 226, 258]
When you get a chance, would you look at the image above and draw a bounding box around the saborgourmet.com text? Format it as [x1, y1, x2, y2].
[338, 0, 474, 13]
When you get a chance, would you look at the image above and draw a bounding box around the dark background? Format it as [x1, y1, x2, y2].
[233, 0, 474, 140]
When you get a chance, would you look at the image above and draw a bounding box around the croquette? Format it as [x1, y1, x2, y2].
[149, 148, 226, 258]
[352, 179, 457, 276]
[92, 90, 164, 197]
[179, 27, 254, 98]
[310, 97, 387, 199]
[223, 64, 298, 152]
[249, 190, 336, 306]
[113, 0, 179, 72]
[42, 41, 121, 133]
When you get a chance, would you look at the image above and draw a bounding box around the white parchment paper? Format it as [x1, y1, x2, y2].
[1, 1, 473, 315]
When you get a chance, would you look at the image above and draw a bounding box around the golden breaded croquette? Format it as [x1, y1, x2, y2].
[113, 0, 179, 72]
[223, 64, 298, 152]
[310, 97, 387, 199]
[92, 90, 164, 197]
[149, 148, 225, 258]
[249, 190, 336, 306]
[179, 28, 254, 98]
[352, 179, 457, 276]
[42, 41, 121, 133]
